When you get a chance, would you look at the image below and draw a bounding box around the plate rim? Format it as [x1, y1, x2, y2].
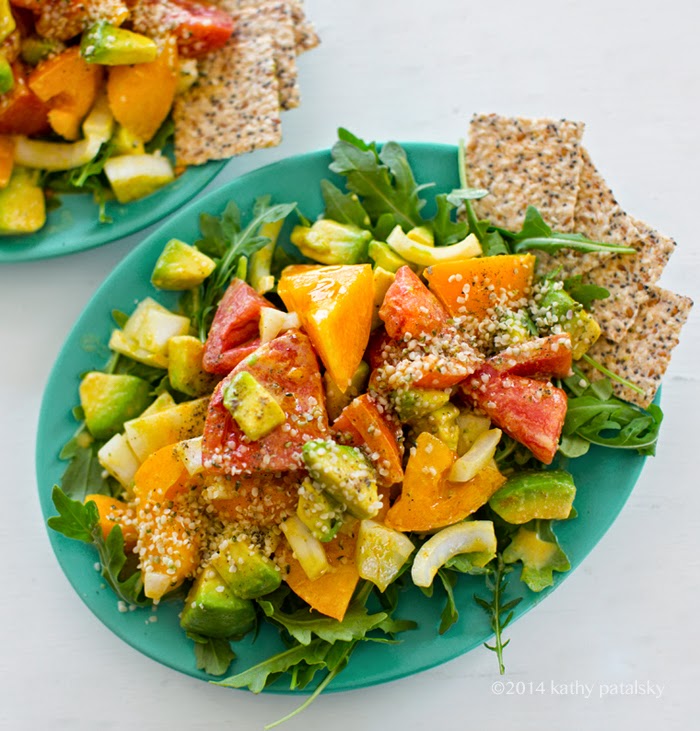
[35, 142, 651, 694]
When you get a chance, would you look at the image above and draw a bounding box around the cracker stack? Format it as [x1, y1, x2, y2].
[464, 113, 693, 408]
[173, 0, 320, 166]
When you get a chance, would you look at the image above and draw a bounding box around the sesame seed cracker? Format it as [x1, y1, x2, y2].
[173, 32, 282, 166]
[465, 114, 585, 233]
[581, 285, 693, 408]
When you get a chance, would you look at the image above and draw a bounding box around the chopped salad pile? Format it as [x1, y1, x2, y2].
[47, 122, 692, 726]
[0, 0, 318, 234]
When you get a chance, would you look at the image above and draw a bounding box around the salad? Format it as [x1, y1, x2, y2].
[0, 0, 318, 235]
[46, 123, 691, 725]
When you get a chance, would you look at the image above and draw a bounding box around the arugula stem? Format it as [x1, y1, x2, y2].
[490, 558, 508, 675]
[513, 237, 634, 255]
[581, 353, 646, 396]
[458, 138, 468, 189]
[264, 666, 341, 730]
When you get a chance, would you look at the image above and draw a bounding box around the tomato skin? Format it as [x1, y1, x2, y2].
[0, 62, 50, 136]
[489, 334, 573, 379]
[203, 330, 329, 475]
[132, 0, 235, 58]
[332, 393, 404, 485]
[202, 279, 275, 374]
[379, 266, 448, 340]
[462, 364, 567, 465]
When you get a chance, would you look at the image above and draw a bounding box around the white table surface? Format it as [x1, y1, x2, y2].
[1, 1, 699, 729]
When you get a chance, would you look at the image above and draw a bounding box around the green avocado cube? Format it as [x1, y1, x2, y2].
[0, 0, 16, 45]
[391, 387, 450, 423]
[368, 240, 411, 273]
[151, 239, 216, 291]
[302, 439, 381, 520]
[290, 220, 371, 265]
[168, 335, 219, 397]
[180, 568, 256, 639]
[409, 403, 460, 452]
[222, 371, 286, 441]
[0, 168, 46, 235]
[81, 21, 159, 65]
[0, 53, 13, 94]
[79, 372, 152, 439]
[210, 541, 281, 600]
[489, 469, 576, 524]
[297, 478, 344, 542]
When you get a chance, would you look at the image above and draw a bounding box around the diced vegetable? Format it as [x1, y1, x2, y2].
[371, 266, 396, 330]
[84, 493, 137, 547]
[291, 219, 372, 265]
[411, 521, 497, 587]
[167, 335, 219, 397]
[296, 478, 344, 543]
[0, 54, 13, 94]
[210, 541, 281, 600]
[386, 225, 481, 266]
[456, 411, 491, 456]
[489, 470, 576, 524]
[222, 371, 286, 441]
[488, 333, 573, 379]
[391, 387, 450, 423]
[379, 265, 447, 340]
[280, 515, 330, 581]
[409, 403, 460, 452]
[104, 153, 174, 204]
[97, 432, 141, 490]
[0, 166, 45, 234]
[424, 253, 536, 319]
[323, 360, 370, 422]
[449, 428, 502, 482]
[173, 436, 203, 476]
[109, 297, 190, 368]
[368, 240, 410, 273]
[503, 521, 571, 592]
[302, 439, 381, 520]
[125, 397, 208, 461]
[536, 285, 601, 360]
[0, 62, 49, 136]
[278, 264, 374, 392]
[356, 519, 414, 592]
[81, 22, 159, 66]
[385, 433, 506, 532]
[79, 371, 151, 439]
[258, 308, 300, 344]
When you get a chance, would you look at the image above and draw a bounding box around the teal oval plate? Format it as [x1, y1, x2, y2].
[0, 160, 225, 263]
[36, 144, 649, 692]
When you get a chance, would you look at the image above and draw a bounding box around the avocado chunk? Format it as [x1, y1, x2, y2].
[81, 21, 159, 65]
[20, 36, 65, 66]
[168, 335, 219, 397]
[112, 125, 145, 155]
[503, 520, 571, 592]
[409, 403, 460, 452]
[496, 308, 535, 348]
[222, 371, 286, 441]
[290, 220, 372, 265]
[180, 568, 256, 639]
[0, 54, 13, 94]
[368, 240, 410, 273]
[79, 372, 152, 439]
[0, 168, 46, 235]
[323, 360, 370, 422]
[151, 239, 217, 290]
[104, 153, 174, 204]
[391, 388, 450, 423]
[489, 470, 576, 524]
[302, 439, 381, 520]
[536, 285, 601, 360]
[297, 477, 344, 542]
[371, 266, 395, 330]
[210, 541, 281, 600]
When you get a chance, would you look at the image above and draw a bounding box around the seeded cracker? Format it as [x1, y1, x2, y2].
[216, 0, 320, 54]
[582, 217, 677, 342]
[218, 1, 300, 110]
[465, 114, 585, 233]
[582, 286, 693, 408]
[173, 33, 281, 166]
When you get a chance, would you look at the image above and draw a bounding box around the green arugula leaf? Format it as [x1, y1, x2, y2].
[431, 194, 468, 247]
[564, 275, 610, 310]
[320, 179, 370, 228]
[329, 136, 424, 231]
[47, 485, 99, 543]
[558, 433, 590, 458]
[48, 487, 149, 606]
[191, 197, 296, 340]
[474, 555, 522, 675]
[259, 592, 389, 645]
[215, 640, 330, 693]
[563, 377, 663, 455]
[436, 569, 459, 635]
[193, 638, 236, 676]
[60, 434, 116, 500]
[145, 116, 175, 154]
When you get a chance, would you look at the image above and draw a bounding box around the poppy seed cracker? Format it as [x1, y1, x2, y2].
[219, 1, 300, 110]
[465, 114, 585, 233]
[173, 33, 281, 166]
[582, 285, 693, 408]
